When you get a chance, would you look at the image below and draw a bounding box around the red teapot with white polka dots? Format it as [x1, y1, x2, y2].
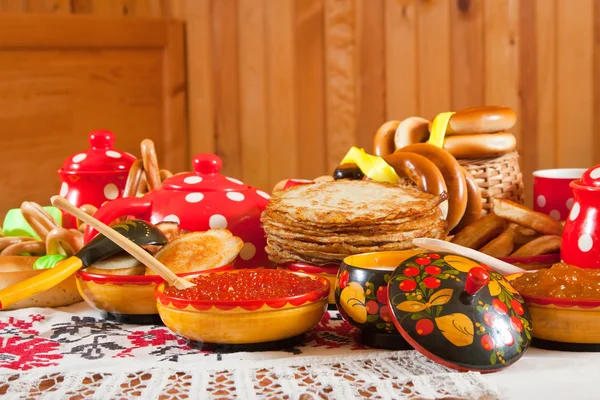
[83, 153, 271, 269]
[58, 130, 136, 229]
[561, 164, 600, 268]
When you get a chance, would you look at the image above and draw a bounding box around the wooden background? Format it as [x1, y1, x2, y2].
[1, 0, 600, 210]
[0, 1, 185, 217]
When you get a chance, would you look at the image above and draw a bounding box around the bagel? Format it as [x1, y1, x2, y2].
[383, 152, 448, 219]
[0, 255, 82, 310]
[46, 227, 84, 257]
[452, 169, 483, 234]
[0, 241, 46, 256]
[0, 236, 35, 252]
[373, 120, 400, 157]
[393, 117, 430, 150]
[445, 106, 516, 134]
[124, 159, 144, 198]
[21, 201, 59, 242]
[395, 143, 468, 231]
[442, 132, 516, 159]
[141, 139, 161, 191]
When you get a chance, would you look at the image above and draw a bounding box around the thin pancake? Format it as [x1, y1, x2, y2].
[267, 180, 443, 224]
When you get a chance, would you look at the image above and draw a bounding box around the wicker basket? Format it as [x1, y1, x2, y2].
[458, 151, 524, 215]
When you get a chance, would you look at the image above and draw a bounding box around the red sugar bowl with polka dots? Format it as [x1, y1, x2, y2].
[561, 164, 600, 269]
[58, 130, 136, 229]
[83, 153, 271, 269]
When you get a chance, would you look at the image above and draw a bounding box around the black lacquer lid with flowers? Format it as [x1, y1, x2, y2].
[387, 251, 532, 373]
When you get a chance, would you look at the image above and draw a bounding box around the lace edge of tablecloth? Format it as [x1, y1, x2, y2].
[0, 350, 500, 400]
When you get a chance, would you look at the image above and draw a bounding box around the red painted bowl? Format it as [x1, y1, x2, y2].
[278, 262, 339, 305]
[155, 270, 330, 344]
[507, 273, 600, 345]
[499, 253, 561, 271]
[76, 264, 233, 319]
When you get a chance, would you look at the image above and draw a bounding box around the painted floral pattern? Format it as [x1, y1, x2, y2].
[335, 270, 395, 334]
[389, 252, 531, 371]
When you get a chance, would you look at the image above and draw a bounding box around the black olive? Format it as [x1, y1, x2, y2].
[333, 163, 365, 180]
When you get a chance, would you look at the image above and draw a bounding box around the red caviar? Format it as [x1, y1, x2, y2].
[163, 269, 324, 301]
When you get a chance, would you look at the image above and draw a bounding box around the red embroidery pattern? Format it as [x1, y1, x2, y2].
[0, 311, 372, 371]
[117, 329, 192, 358]
[0, 337, 62, 370]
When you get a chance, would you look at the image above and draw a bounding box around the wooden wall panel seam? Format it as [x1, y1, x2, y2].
[0, 15, 169, 48]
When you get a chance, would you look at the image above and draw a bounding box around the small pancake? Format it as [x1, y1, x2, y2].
[86, 253, 146, 276]
[146, 229, 243, 275]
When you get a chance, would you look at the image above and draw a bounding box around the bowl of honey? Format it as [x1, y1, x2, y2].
[155, 269, 330, 344]
[508, 263, 600, 350]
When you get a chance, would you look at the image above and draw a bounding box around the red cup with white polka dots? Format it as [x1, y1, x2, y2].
[532, 168, 586, 221]
[561, 165, 600, 269]
[57, 130, 136, 229]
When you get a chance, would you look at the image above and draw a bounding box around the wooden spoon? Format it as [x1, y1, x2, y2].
[51, 196, 194, 289]
[412, 238, 527, 275]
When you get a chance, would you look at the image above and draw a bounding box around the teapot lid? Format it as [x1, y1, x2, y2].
[579, 164, 600, 187]
[387, 251, 531, 373]
[162, 153, 249, 192]
[59, 131, 136, 173]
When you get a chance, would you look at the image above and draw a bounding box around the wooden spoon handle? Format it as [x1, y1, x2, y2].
[51, 196, 194, 289]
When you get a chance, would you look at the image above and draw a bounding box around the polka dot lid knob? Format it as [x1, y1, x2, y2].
[57, 130, 136, 229]
[562, 164, 600, 268]
[59, 130, 136, 173]
[84, 153, 272, 269]
[162, 154, 248, 191]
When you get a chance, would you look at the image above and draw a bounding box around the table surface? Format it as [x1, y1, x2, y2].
[1, 302, 599, 400]
[486, 347, 600, 400]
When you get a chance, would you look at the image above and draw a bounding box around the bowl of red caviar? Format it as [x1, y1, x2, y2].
[76, 263, 233, 325]
[155, 269, 330, 344]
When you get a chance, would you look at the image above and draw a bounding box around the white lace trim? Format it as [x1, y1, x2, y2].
[0, 303, 499, 399]
[0, 351, 499, 399]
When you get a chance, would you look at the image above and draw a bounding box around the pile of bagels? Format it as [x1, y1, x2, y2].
[373, 106, 517, 160]
[367, 106, 518, 234]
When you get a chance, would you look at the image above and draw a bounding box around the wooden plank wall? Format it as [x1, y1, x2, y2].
[2, 0, 600, 207]
[178, 0, 600, 208]
[0, 0, 164, 15]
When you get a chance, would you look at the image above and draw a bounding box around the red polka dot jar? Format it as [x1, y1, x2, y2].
[561, 164, 600, 269]
[58, 131, 136, 229]
[84, 154, 271, 269]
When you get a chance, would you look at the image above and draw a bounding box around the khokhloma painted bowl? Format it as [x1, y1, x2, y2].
[155, 270, 330, 344]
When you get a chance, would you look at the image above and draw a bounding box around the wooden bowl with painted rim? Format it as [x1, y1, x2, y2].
[76, 263, 233, 324]
[0, 255, 83, 310]
[507, 272, 600, 351]
[155, 270, 330, 344]
[499, 253, 560, 271]
[278, 262, 339, 308]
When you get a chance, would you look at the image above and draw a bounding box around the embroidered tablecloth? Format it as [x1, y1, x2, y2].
[0, 302, 499, 399]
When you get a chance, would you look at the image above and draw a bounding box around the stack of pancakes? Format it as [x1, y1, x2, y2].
[261, 180, 447, 266]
